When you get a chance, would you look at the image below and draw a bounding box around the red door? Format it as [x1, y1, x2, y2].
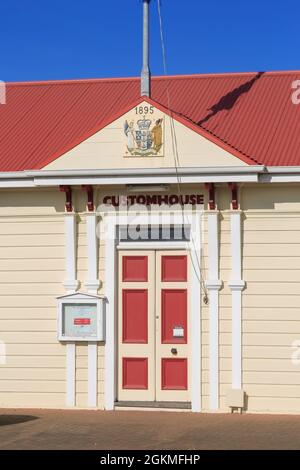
[118, 250, 190, 403]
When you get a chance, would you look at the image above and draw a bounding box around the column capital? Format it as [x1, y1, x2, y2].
[85, 211, 97, 216]
[228, 209, 243, 215]
[63, 211, 77, 217]
[205, 280, 222, 291]
[228, 280, 245, 291]
[205, 210, 220, 215]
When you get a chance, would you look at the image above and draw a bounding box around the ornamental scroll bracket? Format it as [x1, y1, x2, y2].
[60, 185, 73, 212]
[228, 183, 238, 210]
[205, 183, 216, 210]
[82, 185, 94, 212]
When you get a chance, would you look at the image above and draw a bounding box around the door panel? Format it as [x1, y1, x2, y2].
[161, 358, 188, 390]
[122, 255, 148, 282]
[161, 289, 187, 344]
[155, 251, 190, 402]
[161, 255, 187, 282]
[122, 289, 148, 343]
[122, 358, 148, 390]
[118, 251, 155, 401]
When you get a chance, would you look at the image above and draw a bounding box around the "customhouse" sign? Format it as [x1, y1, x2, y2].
[103, 194, 204, 207]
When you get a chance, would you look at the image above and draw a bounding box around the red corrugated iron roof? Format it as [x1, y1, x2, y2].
[0, 71, 300, 171]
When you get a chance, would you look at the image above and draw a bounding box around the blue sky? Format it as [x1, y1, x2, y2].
[0, 0, 299, 82]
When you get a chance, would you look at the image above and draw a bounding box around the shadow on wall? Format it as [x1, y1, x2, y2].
[243, 393, 249, 412]
[0, 415, 38, 427]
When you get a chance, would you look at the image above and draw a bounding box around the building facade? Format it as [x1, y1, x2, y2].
[0, 72, 300, 413]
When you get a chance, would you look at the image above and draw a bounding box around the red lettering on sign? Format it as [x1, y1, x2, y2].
[103, 194, 204, 207]
[74, 318, 91, 325]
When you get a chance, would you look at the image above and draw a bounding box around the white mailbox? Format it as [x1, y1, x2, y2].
[57, 292, 105, 342]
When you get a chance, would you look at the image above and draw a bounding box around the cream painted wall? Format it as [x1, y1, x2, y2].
[0, 189, 105, 409]
[208, 184, 300, 413]
[239, 185, 300, 413]
[44, 102, 247, 170]
[1, 185, 300, 413]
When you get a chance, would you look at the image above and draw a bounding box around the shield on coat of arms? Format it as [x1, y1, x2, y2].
[135, 119, 152, 151]
[124, 116, 163, 157]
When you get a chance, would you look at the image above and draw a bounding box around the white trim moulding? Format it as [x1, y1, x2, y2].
[0, 166, 266, 188]
[5, 165, 300, 186]
[104, 212, 203, 412]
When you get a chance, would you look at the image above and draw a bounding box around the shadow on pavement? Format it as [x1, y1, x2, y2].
[0, 415, 38, 427]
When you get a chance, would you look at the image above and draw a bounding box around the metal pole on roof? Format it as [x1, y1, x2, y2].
[141, 0, 151, 97]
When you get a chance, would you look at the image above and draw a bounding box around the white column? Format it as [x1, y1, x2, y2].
[205, 212, 222, 410]
[63, 213, 79, 293]
[85, 213, 101, 408]
[63, 213, 78, 407]
[190, 212, 202, 412]
[66, 343, 76, 407]
[104, 217, 117, 410]
[228, 211, 245, 390]
[88, 341, 98, 408]
[85, 213, 101, 294]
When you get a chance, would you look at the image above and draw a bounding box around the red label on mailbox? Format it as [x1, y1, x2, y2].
[74, 318, 91, 325]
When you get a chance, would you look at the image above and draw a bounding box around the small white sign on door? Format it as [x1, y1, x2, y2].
[173, 326, 184, 338]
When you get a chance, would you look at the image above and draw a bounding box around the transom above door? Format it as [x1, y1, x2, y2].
[117, 250, 191, 403]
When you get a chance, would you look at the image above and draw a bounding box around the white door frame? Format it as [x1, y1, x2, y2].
[104, 212, 202, 412]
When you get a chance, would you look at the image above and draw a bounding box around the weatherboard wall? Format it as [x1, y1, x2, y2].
[0, 189, 105, 409]
[0, 186, 300, 412]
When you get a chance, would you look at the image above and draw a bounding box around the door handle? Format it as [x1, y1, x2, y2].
[171, 348, 177, 355]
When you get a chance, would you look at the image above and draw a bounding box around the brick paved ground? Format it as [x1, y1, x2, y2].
[1, 409, 300, 450]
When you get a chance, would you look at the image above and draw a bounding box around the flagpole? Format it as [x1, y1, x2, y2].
[141, 0, 151, 97]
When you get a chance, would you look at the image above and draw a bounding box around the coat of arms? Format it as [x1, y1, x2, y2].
[124, 117, 163, 156]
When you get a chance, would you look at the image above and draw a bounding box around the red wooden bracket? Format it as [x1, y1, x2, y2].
[205, 183, 215, 210]
[82, 185, 94, 212]
[59, 185, 73, 212]
[228, 183, 238, 210]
